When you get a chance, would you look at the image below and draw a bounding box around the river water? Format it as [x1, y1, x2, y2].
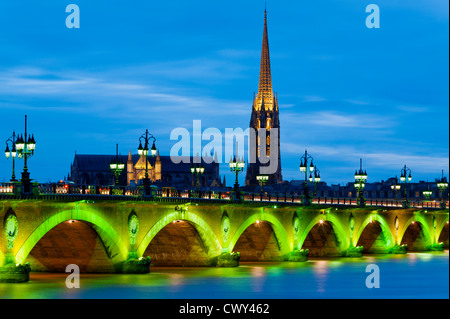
[0, 251, 448, 299]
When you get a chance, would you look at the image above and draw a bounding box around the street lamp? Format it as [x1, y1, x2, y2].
[391, 177, 401, 199]
[400, 164, 412, 208]
[4, 131, 18, 182]
[14, 115, 36, 194]
[190, 161, 205, 191]
[137, 129, 157, 196]
[299, 149, 314, 205]
[309, 165, 321, 196]
[110, 144, 125, 185]
[256, 175, 269, 193]
[422, 181, 432, 200]
[437, 170, 448, 209]
[229, 155, 245, 190]
[354, 158, 367, 207]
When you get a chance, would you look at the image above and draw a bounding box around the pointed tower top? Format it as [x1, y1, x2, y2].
[255, 6, 273, 111]
[128, 149, 132, 161]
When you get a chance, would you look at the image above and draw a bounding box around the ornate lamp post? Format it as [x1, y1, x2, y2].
[391, 177, 401, 199]
[354, 159, 367, 207]
[256, 175, 269, 193]
[15, 115, 36, 194]
[437, 170, 448, 209]
[190, 162, 205, 191]
[110, 144, 125, 185]
[299, 149, 314, 205]
[229, 156, 245, 191]
[422, 181, 432, 200]
[4, 131, 18, 182]
[137, 129, 157, 196]
[400, 164, 412, 208]
[309, 165, 321, 197]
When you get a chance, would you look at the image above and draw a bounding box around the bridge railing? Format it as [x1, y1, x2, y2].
[0, 182, 15, 194]
[37, 183, 141, 197]
[0, 183, 447, 209]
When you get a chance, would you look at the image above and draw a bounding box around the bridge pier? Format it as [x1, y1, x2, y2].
[287, 249, 309, 262]
[215, 252, 240, 267]
[0, 262, 30, 283]
[344, 246, 364, 257]
[114, 257, 151, 274]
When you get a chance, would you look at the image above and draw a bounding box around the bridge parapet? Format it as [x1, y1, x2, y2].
[0, 182, 447, 210]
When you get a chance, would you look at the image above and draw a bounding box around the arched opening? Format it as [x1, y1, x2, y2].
[26, 220, 115, 273]
[232, 221, 282, 262]
[438, 222, 449, 249]
[356, 221, 390, 254]
[401, 222, 429, 251]
[143, 220, 211, 267]
[301, 221, 341, 257]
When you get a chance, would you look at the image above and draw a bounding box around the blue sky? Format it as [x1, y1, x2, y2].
[0, 0, 448, 186]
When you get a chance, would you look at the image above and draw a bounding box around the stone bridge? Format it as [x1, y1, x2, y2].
[0, 199, 448, 282]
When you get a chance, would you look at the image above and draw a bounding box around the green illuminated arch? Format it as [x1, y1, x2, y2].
[297, 214, 349, 252]
[14, 209, 128, 265]
[353, 214, 395, 248]
[435, 216, 449, 243]
[136, 211, 222, 259]
[227, 212, 292, 256]
[397, 214, 432, 247]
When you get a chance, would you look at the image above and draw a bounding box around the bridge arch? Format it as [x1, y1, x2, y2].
[398, 215, 432, 250]
[353, 214, 395, 252]
[298, 214, 349, 256]
[435, 216, 449, 247]
[227, 212, 291, 258]
[15, 209, 128, 267]
[136, 211, 222, 261]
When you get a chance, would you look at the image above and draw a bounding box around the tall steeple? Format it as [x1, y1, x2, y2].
[256, 8, 273, 111]
[246, 8, 282, 187]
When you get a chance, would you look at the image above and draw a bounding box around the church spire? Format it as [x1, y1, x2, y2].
[256, 7, 273, 111]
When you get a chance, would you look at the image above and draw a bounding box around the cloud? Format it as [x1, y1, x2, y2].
[282, 111, 392, 129]
[0, 66, 251, 127]
[397, 105, 430, 113]
[281, 142, 448, 173]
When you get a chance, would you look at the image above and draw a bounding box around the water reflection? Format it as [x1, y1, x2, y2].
[0, 251, 447, 299]
[312, 260, 329, 293]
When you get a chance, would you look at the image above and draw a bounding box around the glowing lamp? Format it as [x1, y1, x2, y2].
[27, 134, 36, 151]
[151, 141, 157, 157]
[16, 135, 24, 151]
